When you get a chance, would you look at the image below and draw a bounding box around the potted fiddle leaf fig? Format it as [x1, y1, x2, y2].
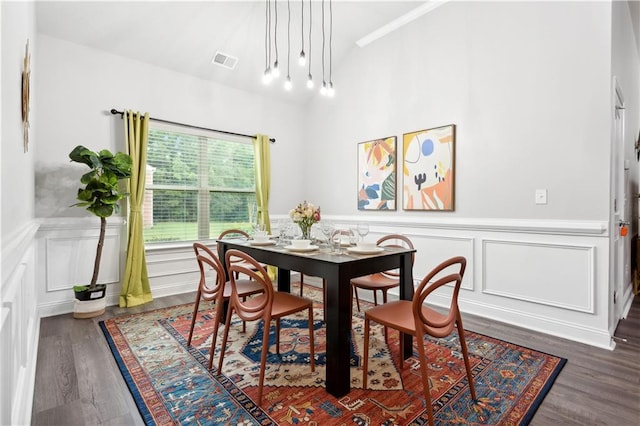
[69, 145, 132, 318]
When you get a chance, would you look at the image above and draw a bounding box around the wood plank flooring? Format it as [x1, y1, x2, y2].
[32, 290, 640, 425]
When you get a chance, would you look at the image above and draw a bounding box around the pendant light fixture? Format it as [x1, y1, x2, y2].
[272, 0, 280, 79]
[284, 0, 292, 90]
[262, 0, 272, 84]
[306, 0, 314, 89]
[298, 0, 306, 66]
[327, 0, 335, 97]
[319, 0, 327, 96]
[261, 0, 334, 97]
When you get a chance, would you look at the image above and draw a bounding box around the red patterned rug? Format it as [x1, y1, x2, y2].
[100, 283, 566, 425]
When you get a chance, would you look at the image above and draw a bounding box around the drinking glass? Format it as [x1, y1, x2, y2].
[321, 221, 335, 250]
[357, 223, 370, 242]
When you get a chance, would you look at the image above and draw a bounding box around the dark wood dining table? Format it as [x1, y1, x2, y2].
[217, 238, 415, 398]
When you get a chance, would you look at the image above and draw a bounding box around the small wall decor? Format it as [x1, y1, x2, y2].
[357, 136, 397, 210]
[22, 39, 31, 153]
[402, 124, 455, 211]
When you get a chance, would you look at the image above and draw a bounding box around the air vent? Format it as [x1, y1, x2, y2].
[212, 52, 238, 70]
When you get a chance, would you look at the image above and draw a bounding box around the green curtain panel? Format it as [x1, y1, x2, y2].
[120, 111, 153, 307]
[254, 134, 275, 279]
[254, 134, 272, 231]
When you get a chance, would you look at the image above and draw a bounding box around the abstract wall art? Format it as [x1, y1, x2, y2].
[403, 124, 455, 211]
[357, 136, 397, 210]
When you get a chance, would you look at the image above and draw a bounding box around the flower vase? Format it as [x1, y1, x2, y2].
[299, 224, 311, 240]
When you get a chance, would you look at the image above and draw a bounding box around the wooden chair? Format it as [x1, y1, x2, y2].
[351, 233, 415, 314]
[188, 243, 263, 369]
[217, 249, 316, 405]
[361, 256, 476, 426]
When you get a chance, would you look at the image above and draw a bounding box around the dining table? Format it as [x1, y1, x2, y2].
[217, 237, 416, 398]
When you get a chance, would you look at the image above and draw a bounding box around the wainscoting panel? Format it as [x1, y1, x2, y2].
[482, 239, 595, 313]
[45, 234, 120, 292]
[1, 222, 39, 426]
[36, 216, 615, 349]
[409, 233, 475, 290]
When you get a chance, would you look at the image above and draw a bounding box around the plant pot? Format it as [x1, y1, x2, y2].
[73, 284, 107, 319]
[74, 284, 106, 301]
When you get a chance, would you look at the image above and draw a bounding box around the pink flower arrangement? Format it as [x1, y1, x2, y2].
[289, 200, 321, 239]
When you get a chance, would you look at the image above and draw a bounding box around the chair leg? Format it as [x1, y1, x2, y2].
[241, 296, 247, 333]
[187, 291, 202, 346]
[373, 290, 378, 306]
[257, 319, 271, 405]
[457, 318, 477, 401]
[308, 307, 315, 372]
[362, 316, 370, 389]
[216, 305, 235, 373]
[416, 331, 435, 426]
[382, 289, 390, 343]
[207, 303, 223, 370]
[353, 285, 362, 312]
[276, 318, 281, 354]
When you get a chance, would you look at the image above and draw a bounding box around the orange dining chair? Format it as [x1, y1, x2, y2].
[218, 229, 266, 279]
[217, 249, 316, 405]
[188, 243, 263, 369]
[361, 256, 476, 426]
[351, 234, 415, 314]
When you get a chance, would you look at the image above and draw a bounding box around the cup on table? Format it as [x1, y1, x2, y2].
[291, 239, 311, 249]
[253, 230, 269, 242]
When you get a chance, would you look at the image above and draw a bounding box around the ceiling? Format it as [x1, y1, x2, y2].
[35, 1, 428, 105]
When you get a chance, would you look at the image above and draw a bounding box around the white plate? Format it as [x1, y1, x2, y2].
[249, 240, 276, 246]
[284, 244, 319, 252]
[347, 246, 384, 255]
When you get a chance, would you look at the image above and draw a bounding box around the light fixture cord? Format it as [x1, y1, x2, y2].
[329, 0, 333, 83]
[274, 0, 278, 63]
[308, 0, 312, 74]
[287, 0, 290, 75]
[321, 0, 325, 83]
[265, 0, 269, 69]
[300, 0, 304, 53]
[269, 0, 273, 67]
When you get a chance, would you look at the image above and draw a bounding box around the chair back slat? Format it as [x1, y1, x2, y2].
[193, 243, 225, 301]
[224, 249, 273, 322]
[412, 256, 466, 337]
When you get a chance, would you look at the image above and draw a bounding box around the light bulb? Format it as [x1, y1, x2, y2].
[262, 68, 272, 85]
[306, 74, 314, 89]
[298, 51, 306, 66]
[320, 81, 327, 96]
[272, 61, 280, 78]
[327, 82, 335, 97]
[284, 76, 292, 91]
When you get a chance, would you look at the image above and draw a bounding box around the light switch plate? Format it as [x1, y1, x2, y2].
[535, 189, 547, 205]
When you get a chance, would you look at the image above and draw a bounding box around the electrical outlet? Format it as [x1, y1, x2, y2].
[535, 189, 547, 205]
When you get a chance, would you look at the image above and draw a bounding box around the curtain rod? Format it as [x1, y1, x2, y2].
[109, 109, 276, 143]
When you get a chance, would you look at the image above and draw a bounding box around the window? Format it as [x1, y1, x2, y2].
[143, 122, 256, 243]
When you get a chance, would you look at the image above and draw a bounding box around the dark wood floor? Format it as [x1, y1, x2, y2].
[32, 289, 640, 425]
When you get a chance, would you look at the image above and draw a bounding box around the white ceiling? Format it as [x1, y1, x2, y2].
[36, 1, 427, 105]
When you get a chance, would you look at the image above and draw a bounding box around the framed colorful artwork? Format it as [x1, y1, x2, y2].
[402, 124, 455, 211]
[357, 136, 397, 210]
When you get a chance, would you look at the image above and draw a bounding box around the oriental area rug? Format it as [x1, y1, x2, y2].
[100, 284, 566, 425]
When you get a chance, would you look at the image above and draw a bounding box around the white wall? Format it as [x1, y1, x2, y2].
[1, 2, 39, 425]
[307, 1, 612, 220]
[302, 1, 620, 348]
[34, 34, 308, 218]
